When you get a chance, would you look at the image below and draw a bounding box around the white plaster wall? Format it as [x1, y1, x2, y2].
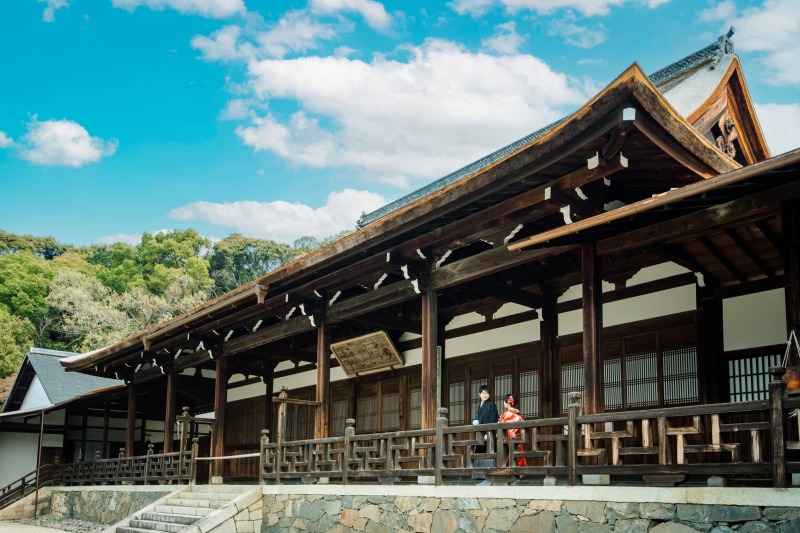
[723, 289, 786, 351]
[19, 377, 51, 410]
[0, 433, 39, 487]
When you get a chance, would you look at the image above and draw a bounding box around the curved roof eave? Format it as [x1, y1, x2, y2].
[63, 62, 741, 373]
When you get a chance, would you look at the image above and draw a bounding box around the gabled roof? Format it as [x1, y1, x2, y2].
[358, 28, 755, 229]
[2, 348, 121, 413]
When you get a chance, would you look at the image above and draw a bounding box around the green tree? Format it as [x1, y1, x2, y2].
[0, 252, 57, 347]
[0, 306, 34, 377]
[0, 230, 70, 259]
[209, 234, 297, 295]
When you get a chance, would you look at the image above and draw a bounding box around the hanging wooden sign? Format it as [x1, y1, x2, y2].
[330, 331, 404, 377]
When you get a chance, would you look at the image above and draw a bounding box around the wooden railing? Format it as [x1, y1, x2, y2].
[260, 367, 800, 487]
[0, 464, 59, 510]
[49, 440, 199, 487]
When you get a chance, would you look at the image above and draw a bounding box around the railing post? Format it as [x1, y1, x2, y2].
[343, 419, 355, 486]
[144, 443, 154, 485]
[275, 387, 289, 486]
[91, 451, 100, 484]
[567, 392, 582, 486]
[190, 438, 199, 486]
[179, 406, 190, 457]
[117, 448, 125, 485]
[435, 408, 448, 486]
[769, 366, 787, 487]
[259, 429, 270, 486]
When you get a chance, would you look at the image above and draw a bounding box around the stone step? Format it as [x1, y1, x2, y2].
[188, 484, 250, 494]
[117, 527, 163, 533]
[128, 519, 186, 533]
[164, 497, 225, 508]
[153, 504, 213, 516]
[140, 512, 199, 525]
[178, 491, 244, 501]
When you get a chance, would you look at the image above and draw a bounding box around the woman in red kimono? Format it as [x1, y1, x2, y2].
[499, 394, 527, 467]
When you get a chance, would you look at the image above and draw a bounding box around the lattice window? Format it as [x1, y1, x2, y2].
[626, 352, 659, 408]
[357, 396, 377, 433]
[331, 400, 348, 436]
[663, 347, 698, 405]
[729, 352, 781, 402]
[448, 382, 465, 426]
[494, 373, 512, 406]
[408, 388, 422, 430]
[296, 403, 311, 440]
[382, 393, 401, 431]
[561, 362, 584, 413]
[604, 359, 623, 411]
[519, 370, 539, 419]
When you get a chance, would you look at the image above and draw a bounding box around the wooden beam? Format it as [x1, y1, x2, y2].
[596, 181, 800, 256]
[698, 236, 747, 283]
[724, 228, 774, 278]
[421, 288, 438, 430]
[432, 244, 577, 291]
[784, 199, 800, 341]
[163, 371, 177, 453]
[601, 108, 636, 160]
[326, 278, 425, 324]
[315, 320, 331, 439]
[126, 385, 136, 456]
[212, 356, 227, 481]
[462, 279, 543, 310]
[539, 292, 557, 418]
[582, 243, 604, 415]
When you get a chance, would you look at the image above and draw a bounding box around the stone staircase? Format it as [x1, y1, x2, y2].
[106, 485, 259, 533]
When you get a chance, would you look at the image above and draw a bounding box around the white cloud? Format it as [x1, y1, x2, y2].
[234, 38, 588, 186]
[0, 131, 14, 148]
[168, 189, 386, 242]
[482, 21, 524, 55]
[40, 0, 69, 22]
[755, 102, 800, 156]
[16, 119, 117, 168]
[700, 0, 800, 86]
[547, 12, 607, 48]
[95, 233, 143, 246]
[112, 0, 245, 18]
[192, 12, 338, 61]
[309, 0, 393, 31]
[448, 0, 496, 17]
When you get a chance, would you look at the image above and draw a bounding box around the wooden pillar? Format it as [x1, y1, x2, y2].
[80, 408, 88, 460]
[126, 384, 136, 456]
[264, 364, 274, 436]
[784, 199, 800, 345]
[539, 292, 558, 418]
[101, 402, 109, 458]
[163, 371, 177, 453]
[421, 289, 438, 430]
[581, 243, 604, 414]
[697, 287, 725, 404]
[212, 357, 228, 481]
[315, 322, 331, 439]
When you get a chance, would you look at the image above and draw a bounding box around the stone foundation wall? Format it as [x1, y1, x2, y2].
[260, 487, 800, 533]
[48, 488, 171, 524]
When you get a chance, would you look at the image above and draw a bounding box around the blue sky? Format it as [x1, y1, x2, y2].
[1, 0, 798, 247]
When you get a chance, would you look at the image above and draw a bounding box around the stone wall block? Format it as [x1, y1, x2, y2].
[613, 518, 650, 533]
[677, 504, 712, 523]
[514, 511, 555, 533]
[607, 502, 640, 520]
[395, 496, 416, 513]
[777, 521, 800, 533]
[432, 509, 459, 533]
[650, 523, 699, 533]
[739, 522, 777, 533]
[566, 501, 607, 522]
[765, 509, 800, 521]
[640, 503, 676, 520]
[407, 512, 432, 532]
[708, 506, 762, 523]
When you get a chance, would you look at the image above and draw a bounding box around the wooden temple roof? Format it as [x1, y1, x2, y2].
[60, 31, 800, 391]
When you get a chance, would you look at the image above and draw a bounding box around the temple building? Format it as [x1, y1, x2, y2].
[52, 28, 799, 485]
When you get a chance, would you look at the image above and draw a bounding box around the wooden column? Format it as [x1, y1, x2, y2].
[421, 289, 438, 430]
[101, 402, 109, 458]
[539, 292, 558, 418]
[784, 199, 800, 343]
[80, 408, 88, 459]
[125, 384, 136, 456]
[697, 286, 725, 404]
[212, 357, 228, 481]
[264, 364, 274, 436]
[581, 243, 604, 414]
[315, 321, 331, 439]
[163, 371, 177, 453]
